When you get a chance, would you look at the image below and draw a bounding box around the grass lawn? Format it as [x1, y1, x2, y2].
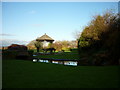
[3, 59, 119, 88]
[35, 50, 80, 60]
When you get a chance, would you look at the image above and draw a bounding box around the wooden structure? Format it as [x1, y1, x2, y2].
[36, 33, 54, 43]
[36, 33, 55, 52]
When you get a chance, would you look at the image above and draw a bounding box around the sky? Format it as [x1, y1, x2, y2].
[1, 1, 118, 46]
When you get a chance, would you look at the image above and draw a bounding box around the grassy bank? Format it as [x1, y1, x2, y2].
[34, 49, 80, 60]
[3, 59, 119, 88]
[35, 52, 80, 60]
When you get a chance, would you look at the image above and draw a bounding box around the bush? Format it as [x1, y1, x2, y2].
[8, 44, 28, 51]
[2, 50, 18, 60]
[2, 50, 34, 60]
[28, 50, 34, 56]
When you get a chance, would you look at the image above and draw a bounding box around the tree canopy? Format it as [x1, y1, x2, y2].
[78, 10, 120, 65]
[34, 41, 43, 52]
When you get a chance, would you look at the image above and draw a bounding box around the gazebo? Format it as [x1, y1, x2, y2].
[36, 33, 54, 43]
[36, 33, 54, 48]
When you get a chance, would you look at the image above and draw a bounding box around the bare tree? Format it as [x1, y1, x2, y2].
[73, 30, 81, 40]
[73, 30, 82, 48]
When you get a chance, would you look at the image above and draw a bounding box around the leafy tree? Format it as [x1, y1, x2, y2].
[27, 40, 36, 50]
[34, 41, 42, 52]
[52, 40, 77, 51]
[79, 10, 118, 48]
[78, 10, 120, 65]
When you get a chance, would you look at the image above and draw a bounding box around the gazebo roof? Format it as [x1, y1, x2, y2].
[36, 33, 54, 42]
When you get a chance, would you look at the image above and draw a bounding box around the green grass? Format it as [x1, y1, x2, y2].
[36, 52, 80, 60]
[35, 50, 80, 60]
[3, 59, 119, 88]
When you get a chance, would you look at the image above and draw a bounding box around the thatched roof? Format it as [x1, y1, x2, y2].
[36, 33, 54, 42]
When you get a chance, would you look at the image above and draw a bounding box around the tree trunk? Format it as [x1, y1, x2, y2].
[37, 47, 39, 52]
[77, 39, 80, 49]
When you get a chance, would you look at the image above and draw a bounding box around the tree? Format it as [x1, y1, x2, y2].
[27, 40, 36, 50]
[79, 10, 118, 49]
[52, 40, 77, 51]
[78, 10, 120, 65]
[34, 41, 42, 52]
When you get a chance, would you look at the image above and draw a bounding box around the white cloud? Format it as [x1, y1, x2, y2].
[29, 10, 36, 14]
[0, 39, 29, 47]
[0, 33, 15, 36]
[31, 24, 44, 27]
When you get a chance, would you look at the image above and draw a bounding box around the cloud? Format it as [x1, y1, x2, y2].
[29, 10, 36, 14]
[0, 33, 15, 36]
[31, 24, 44, 27]
[0, 39, 29, 47]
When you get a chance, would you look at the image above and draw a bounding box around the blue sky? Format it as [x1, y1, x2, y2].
[1, 2, 118, 46]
